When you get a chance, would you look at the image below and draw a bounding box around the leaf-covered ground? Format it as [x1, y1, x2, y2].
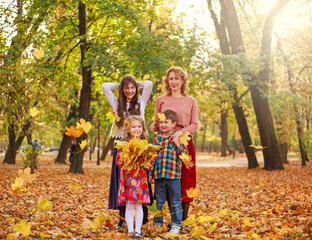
[1, 156, 312, 239]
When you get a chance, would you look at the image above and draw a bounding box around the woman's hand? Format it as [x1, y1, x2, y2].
[150, 122, 158, 132]
[170, 130, 183, 147]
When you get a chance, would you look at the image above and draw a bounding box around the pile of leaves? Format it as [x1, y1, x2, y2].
[115, 138, 161, 176]
[1, 159, 312, 239]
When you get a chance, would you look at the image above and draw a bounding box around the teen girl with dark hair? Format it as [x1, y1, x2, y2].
[101, 74, 152, 229]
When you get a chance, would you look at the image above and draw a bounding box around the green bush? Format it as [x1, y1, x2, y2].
[23, 144, 41, 169]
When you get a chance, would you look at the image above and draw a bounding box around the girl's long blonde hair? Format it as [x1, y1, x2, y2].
[122, 115, 148, 141]
[163, 66, 189, 96]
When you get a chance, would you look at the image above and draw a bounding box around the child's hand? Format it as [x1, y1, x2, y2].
[150, 122, 158, 132]
[149, 175, 154, 184]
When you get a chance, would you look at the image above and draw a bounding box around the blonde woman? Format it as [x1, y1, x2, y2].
[150, 66, 199, 221]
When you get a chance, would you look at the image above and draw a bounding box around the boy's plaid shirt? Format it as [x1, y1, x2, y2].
[149, 132, 188, 180]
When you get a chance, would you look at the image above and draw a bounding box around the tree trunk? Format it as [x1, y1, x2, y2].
[249, 85, 283, 169]
[208, 124, 214, 153]
[220, 0, 287, 170]
[279, 142, 288, 164]
[22, 131, 36, 174]
[16, 135, 25, 151]
[68, 147, 81, 173]
[100, 137, 114, 161]
[201, 123, 207, 152]
[69, 1, 92, 173]
[296, 119, 309, 166]
[3, 123, 17, 164]
[207, 0, 258, 167]
[276, 36, 309, 166]
[55, 134, 72, 164]
[233, 102, 259, 168]
[100, 138, 107, 160]
[307, 96, 311, 130]
[238, 140, 244, 153]
[3, 121, 31, 164]
[55, 92, 78, 164]
[220, 110, 228, 157]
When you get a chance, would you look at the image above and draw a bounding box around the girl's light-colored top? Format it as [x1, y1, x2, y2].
[155, 95, 199, 134]
[101, 80, 153, 138]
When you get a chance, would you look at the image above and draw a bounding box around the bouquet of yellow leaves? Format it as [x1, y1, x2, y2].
[115, 137, 161, 177]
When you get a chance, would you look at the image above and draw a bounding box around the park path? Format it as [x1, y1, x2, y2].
[195, 155, 300, 167]
[0, 151, 300, 168]
[196, 156, 264, 167]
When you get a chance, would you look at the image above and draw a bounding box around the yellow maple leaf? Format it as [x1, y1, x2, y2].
[13, 220, 31, 236]
[116, 138, 160, 176]
[191, 226, 206, 237]
[79, 140, 90, 150]
[6, 218, 15, 224]
[105, 111, 114, 123]
[163, 232, 179, 238]
[179, 131, 191, 146]
[111, 122, 117, 135]
[90, 216, 106, 231]
[249, 144, 267, 150]
[6, 233, 18, 240]
[11, 177, 24, 193]
[179, 153, 193, 169]
[140, 74, 150, 84]
[107, 109, 121, 122]
[76, 118, 92, 134]
[208, 222, 218, 233]
[34, 121, 45, 126]
[68, 177, 80, 182]
[29, 107, 39, 118]
[249, 233, 261, 239]
[33, 48, 44, 59]
[65, 126, 84, 138]
[113, 113, 121, 122]
[183, 215, 197, 226]
[68, 184, 82, 189]
[154, 202, 168, 218]
[197, 210, 203, 216]
[18, 167, 36, 184]
[124, 119, 131, 126]
[37, 197, 53, 211]
[242, 218, 253, 229]
[147, 202, 158, 216]
[115, 140, 129, 149]
[157, 113, 166, 121]
[219, 208, 229, 216]
[186, 187, 200, 199]
[197, 215, 215, 224]
[39, 233, 52, 238]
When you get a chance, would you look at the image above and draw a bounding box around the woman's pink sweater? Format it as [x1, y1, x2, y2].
[155, 95, 199, 134]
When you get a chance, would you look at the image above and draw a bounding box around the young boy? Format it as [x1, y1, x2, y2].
[149, 110, 188, 234]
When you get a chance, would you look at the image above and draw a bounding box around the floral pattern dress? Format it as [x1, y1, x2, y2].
[116, 150, 150, 204]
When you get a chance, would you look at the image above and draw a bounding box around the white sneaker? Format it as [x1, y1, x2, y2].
[169, 225, 180, 234]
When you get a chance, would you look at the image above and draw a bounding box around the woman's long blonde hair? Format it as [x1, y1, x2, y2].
[163, 66, 189, 96]
[122, 115, 148, 141]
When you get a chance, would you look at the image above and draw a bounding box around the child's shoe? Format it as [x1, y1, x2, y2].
[169, 225, 180, 234]
[133, 232, 142, 239]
